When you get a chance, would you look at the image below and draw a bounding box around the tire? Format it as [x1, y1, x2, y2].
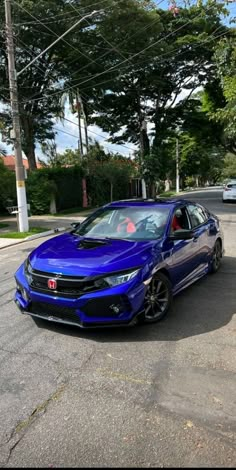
[222, 199, 226, 203]
[142, 272, 173, 323]
[209, 240, 222, 274]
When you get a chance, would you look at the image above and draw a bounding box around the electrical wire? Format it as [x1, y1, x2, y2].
[54, 125, 135, 154]
[20, 20, 229, 105]
[12, 0, 109, 74]
[13, 0, 110, 26]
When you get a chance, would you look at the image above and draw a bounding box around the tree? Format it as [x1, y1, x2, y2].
[0, 158, 16, 210]
[222, 153, 236, 179]
[213, 33, 236, 154]
[0, 0, 87, 169]
[79, 2, 228, 154]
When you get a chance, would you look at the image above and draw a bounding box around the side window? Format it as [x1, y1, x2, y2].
[170, 206, 191, 233]
[187, 205, 207, 228]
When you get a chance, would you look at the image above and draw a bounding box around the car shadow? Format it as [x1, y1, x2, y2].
[33, 255, 236, 343]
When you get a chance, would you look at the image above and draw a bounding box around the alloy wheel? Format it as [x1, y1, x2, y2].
[144, 274, 171, 322]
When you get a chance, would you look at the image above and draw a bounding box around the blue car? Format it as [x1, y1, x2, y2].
[14, 198, 224, 328]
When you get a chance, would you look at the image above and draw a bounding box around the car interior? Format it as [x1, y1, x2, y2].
[171, 207, 191, 232]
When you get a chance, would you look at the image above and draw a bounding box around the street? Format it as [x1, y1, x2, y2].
[0, 189, 236, 467]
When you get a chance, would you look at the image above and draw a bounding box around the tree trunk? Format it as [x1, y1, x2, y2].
[50, 194, 57, 214]
[26, 140, 37, 171]
[110, 182, 113, 202]
[21, 115, 37, 170]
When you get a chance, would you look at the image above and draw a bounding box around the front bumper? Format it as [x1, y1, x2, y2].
[14, 265, 147, 329]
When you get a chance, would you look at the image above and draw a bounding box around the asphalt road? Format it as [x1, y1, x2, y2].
[0, 189, 236, 468]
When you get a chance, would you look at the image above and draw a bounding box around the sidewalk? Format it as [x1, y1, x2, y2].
[0, 213, 86, 250]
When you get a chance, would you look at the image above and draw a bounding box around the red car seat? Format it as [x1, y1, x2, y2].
[117, 217, 136, 234]
[172, 215, 182, 231]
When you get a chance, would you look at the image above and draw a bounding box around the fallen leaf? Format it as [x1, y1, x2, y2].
[184, 420, 194, 429]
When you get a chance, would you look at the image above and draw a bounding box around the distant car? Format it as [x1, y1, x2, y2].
[14, 198, 224, 329]
[222, 181, 236, 202]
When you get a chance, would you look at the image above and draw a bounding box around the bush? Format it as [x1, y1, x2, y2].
[184, 176, 196, 188]
[0, 159, 16, 213]
[26, 166, 84, 214]
[26, 161, 132, 215]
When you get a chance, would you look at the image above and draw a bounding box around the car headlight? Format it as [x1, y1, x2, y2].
[24, 258, 33, 284]
[101, 269, 140, 287]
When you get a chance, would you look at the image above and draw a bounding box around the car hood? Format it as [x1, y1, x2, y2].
[29, 233, 162, 277]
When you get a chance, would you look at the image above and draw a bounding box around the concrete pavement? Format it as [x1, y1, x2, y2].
[0, 214, 86, 249]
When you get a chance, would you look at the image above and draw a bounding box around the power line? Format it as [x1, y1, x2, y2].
[18, 0, 167, 102]
[54, 125, 135, 155]
[60, 115, 136, 152]
[69, 2, 129, 62]
[13, 0, 110, 25]
[12, 0, 106, 74]
[80, 27, 229, 91]
[20, 17, 229, 105]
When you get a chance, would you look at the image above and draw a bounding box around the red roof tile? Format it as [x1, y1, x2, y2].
[0, 155, 42, 170]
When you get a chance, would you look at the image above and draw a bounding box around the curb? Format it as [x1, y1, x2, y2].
[0, 227, 67, 250]
[25, 227, 66, 241]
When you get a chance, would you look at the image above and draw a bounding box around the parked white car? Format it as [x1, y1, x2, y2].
[222, 180, 236, 202]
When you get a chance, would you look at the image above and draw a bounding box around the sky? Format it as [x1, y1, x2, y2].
[1, 0, 235, 161]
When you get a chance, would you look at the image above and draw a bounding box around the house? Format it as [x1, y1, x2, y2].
[0, 155, 42, 172]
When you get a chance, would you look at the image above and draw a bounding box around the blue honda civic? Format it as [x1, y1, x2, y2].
[14, 198, 224, 328]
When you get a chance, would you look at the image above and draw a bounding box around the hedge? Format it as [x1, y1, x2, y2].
[26, 165, 131, 214]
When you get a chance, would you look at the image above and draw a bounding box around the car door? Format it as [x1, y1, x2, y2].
[186, 203, 210, 268]
[163, 205, 200, 288]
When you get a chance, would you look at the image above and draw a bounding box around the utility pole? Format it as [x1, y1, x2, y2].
[140, 119, 147, 199]
[176, 137, 180, 193]
[76, 92, 83, 157]
[76, 92, 88, 208]
[5, 0, 29, 232]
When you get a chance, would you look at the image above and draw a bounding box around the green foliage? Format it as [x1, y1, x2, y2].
[0, 158, 16, 211]
[41, 145, 82, 167]
[86, 144, 134, 205]
[26, 143, 133, 213]
[222, 154, 236, 179]
[26, 166, 84, 214]
[213, 34, 236, 153]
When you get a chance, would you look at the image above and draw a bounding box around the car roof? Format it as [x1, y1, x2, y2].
[105, 198, 195, 209]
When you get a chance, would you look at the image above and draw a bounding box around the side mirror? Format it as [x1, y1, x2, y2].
[71, 222, 80, 230]
[169, 229, 194, 240]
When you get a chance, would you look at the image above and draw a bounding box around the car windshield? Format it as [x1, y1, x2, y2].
[227, 184, 236, 189]
[75, 206, 170, 240]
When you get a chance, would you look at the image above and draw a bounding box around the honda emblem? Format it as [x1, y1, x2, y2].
[48, 279, 57, 290]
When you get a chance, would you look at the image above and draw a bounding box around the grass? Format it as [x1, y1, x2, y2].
[158, 191, 177, 197]
[0, 223, 9, 229]
[0, 227, 48, 239]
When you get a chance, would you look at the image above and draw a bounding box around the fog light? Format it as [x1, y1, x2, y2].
[109, 304, 122, 315]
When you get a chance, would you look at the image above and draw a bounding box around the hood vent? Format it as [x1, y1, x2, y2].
[78, 238, 110, 250]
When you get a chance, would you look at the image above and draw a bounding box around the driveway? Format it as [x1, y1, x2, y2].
[0, 189, 235, 467]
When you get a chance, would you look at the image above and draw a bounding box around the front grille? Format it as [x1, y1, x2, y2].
[28, 302, 80, 324]
[81, 295, 131, 318]
[29, 269, 103, 298]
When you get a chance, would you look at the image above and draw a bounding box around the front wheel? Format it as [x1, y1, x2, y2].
[143, 272, 172, 323]
[209, 240, 222, 274]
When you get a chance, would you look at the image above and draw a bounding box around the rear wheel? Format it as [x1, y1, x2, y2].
[210, 240, 222, 274]
[143, 272, 172, 323]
